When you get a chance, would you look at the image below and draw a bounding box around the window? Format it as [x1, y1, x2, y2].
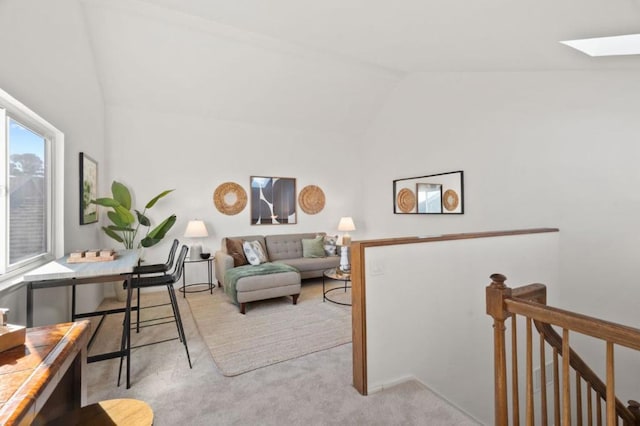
[0, 88, 64, 277]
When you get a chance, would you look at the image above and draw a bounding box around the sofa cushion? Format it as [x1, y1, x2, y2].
[243, 240, 268, 265]
[224, 263, 299, 302]
[275, 256, 339, 273]
[226, 238, 248, 267]
[302, 235, 325, 258]
[323, 234, 338, 256]
[266, 233, 322, 261]
[222, 236, 266, 254]
[234, 269, 299, 293]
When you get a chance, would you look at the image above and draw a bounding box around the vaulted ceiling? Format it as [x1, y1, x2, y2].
[98, 0, 640, 72]
[80, 0, 640, 133]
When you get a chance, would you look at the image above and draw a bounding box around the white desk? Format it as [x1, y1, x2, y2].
[23, 250, 139, 282]
[23, 250, 139, 388]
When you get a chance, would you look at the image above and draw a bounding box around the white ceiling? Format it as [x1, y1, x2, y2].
[133, 0, 640, 71]
[80, 0, 640, 134]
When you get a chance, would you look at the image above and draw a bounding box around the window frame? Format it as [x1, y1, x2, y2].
[0, 88, 64, 283]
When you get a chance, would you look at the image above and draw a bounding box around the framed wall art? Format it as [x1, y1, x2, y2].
[250, 176, 296, 225]
[393, 170, 464, 215]
[79, 152, 98, 224]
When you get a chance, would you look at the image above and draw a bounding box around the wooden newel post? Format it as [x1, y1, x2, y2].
[487, 273, 512, 426]
[627, 400, 640, 424]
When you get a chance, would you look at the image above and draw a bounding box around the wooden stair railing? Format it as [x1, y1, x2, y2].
[486, 273, 640, 426]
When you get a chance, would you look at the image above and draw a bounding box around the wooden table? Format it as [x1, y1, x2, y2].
[23, 250, 139, 388]
[0, 321, 90, 425]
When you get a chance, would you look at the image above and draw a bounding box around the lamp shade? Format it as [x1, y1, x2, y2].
[184, 220, 208, 238]
[337, 217, 356, 232]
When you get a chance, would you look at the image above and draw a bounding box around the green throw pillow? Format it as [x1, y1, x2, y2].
[302, 235, 325, 258]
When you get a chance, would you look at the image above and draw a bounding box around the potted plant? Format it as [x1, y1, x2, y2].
[91, 181, 176, 250]
[91, 181, 177, 300]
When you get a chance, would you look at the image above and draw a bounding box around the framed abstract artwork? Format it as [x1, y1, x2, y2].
[250, 176, 297, 225]
[79, 152, 98, 224]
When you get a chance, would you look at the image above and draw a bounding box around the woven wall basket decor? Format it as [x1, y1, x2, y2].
[397, 188, 416, 213]
[443, 189, 459, 211]
[298, 185, 326, 215]
[213, 182, 247, 215]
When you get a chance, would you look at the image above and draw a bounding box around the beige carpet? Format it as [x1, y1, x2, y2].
[86, 291, 184, 359]
[85, 287, 478, 425]
[185, 279, 352, 376]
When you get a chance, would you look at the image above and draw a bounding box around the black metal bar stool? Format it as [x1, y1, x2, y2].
[132, 239, 179, 333]
[118, 245, 192, 388]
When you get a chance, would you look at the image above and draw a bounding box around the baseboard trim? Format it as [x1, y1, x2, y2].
[366, 375, 417, 394]
[368, 376, 483, 425]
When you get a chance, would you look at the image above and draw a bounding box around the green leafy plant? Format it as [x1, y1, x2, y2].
[91, 181, 177, 249]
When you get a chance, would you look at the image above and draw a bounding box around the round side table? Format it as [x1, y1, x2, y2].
[180, 257, 214, 297]
[322, 268, 351, 306]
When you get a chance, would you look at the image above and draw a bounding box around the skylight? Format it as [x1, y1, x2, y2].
[561, 34, 640, 56]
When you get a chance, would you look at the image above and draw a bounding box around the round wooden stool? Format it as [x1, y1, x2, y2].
[71, 399, 153, 425]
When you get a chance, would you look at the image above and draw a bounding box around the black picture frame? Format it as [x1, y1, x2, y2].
[393, 170, 464, 215]
[79, 152, 98, 224]
[250, 176, 297, 225]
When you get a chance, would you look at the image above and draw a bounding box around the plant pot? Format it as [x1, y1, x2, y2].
[114, 281, 128, 302]
[113, 281, 138, 302]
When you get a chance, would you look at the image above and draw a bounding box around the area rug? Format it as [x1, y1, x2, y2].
[185, 279, 352, 376]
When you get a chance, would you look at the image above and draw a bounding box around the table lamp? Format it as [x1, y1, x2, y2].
[338, 217, 356, 272]
[184, 220, 208, 260]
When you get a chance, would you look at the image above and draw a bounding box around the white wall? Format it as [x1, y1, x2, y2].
[79, 0, 400, 286]
[362, 71, 640, 315]
[364, 232, 560, 424]
[0, 0, 105, 325]
[361, 70, 640, 410]
[103, 105, 366, 284]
